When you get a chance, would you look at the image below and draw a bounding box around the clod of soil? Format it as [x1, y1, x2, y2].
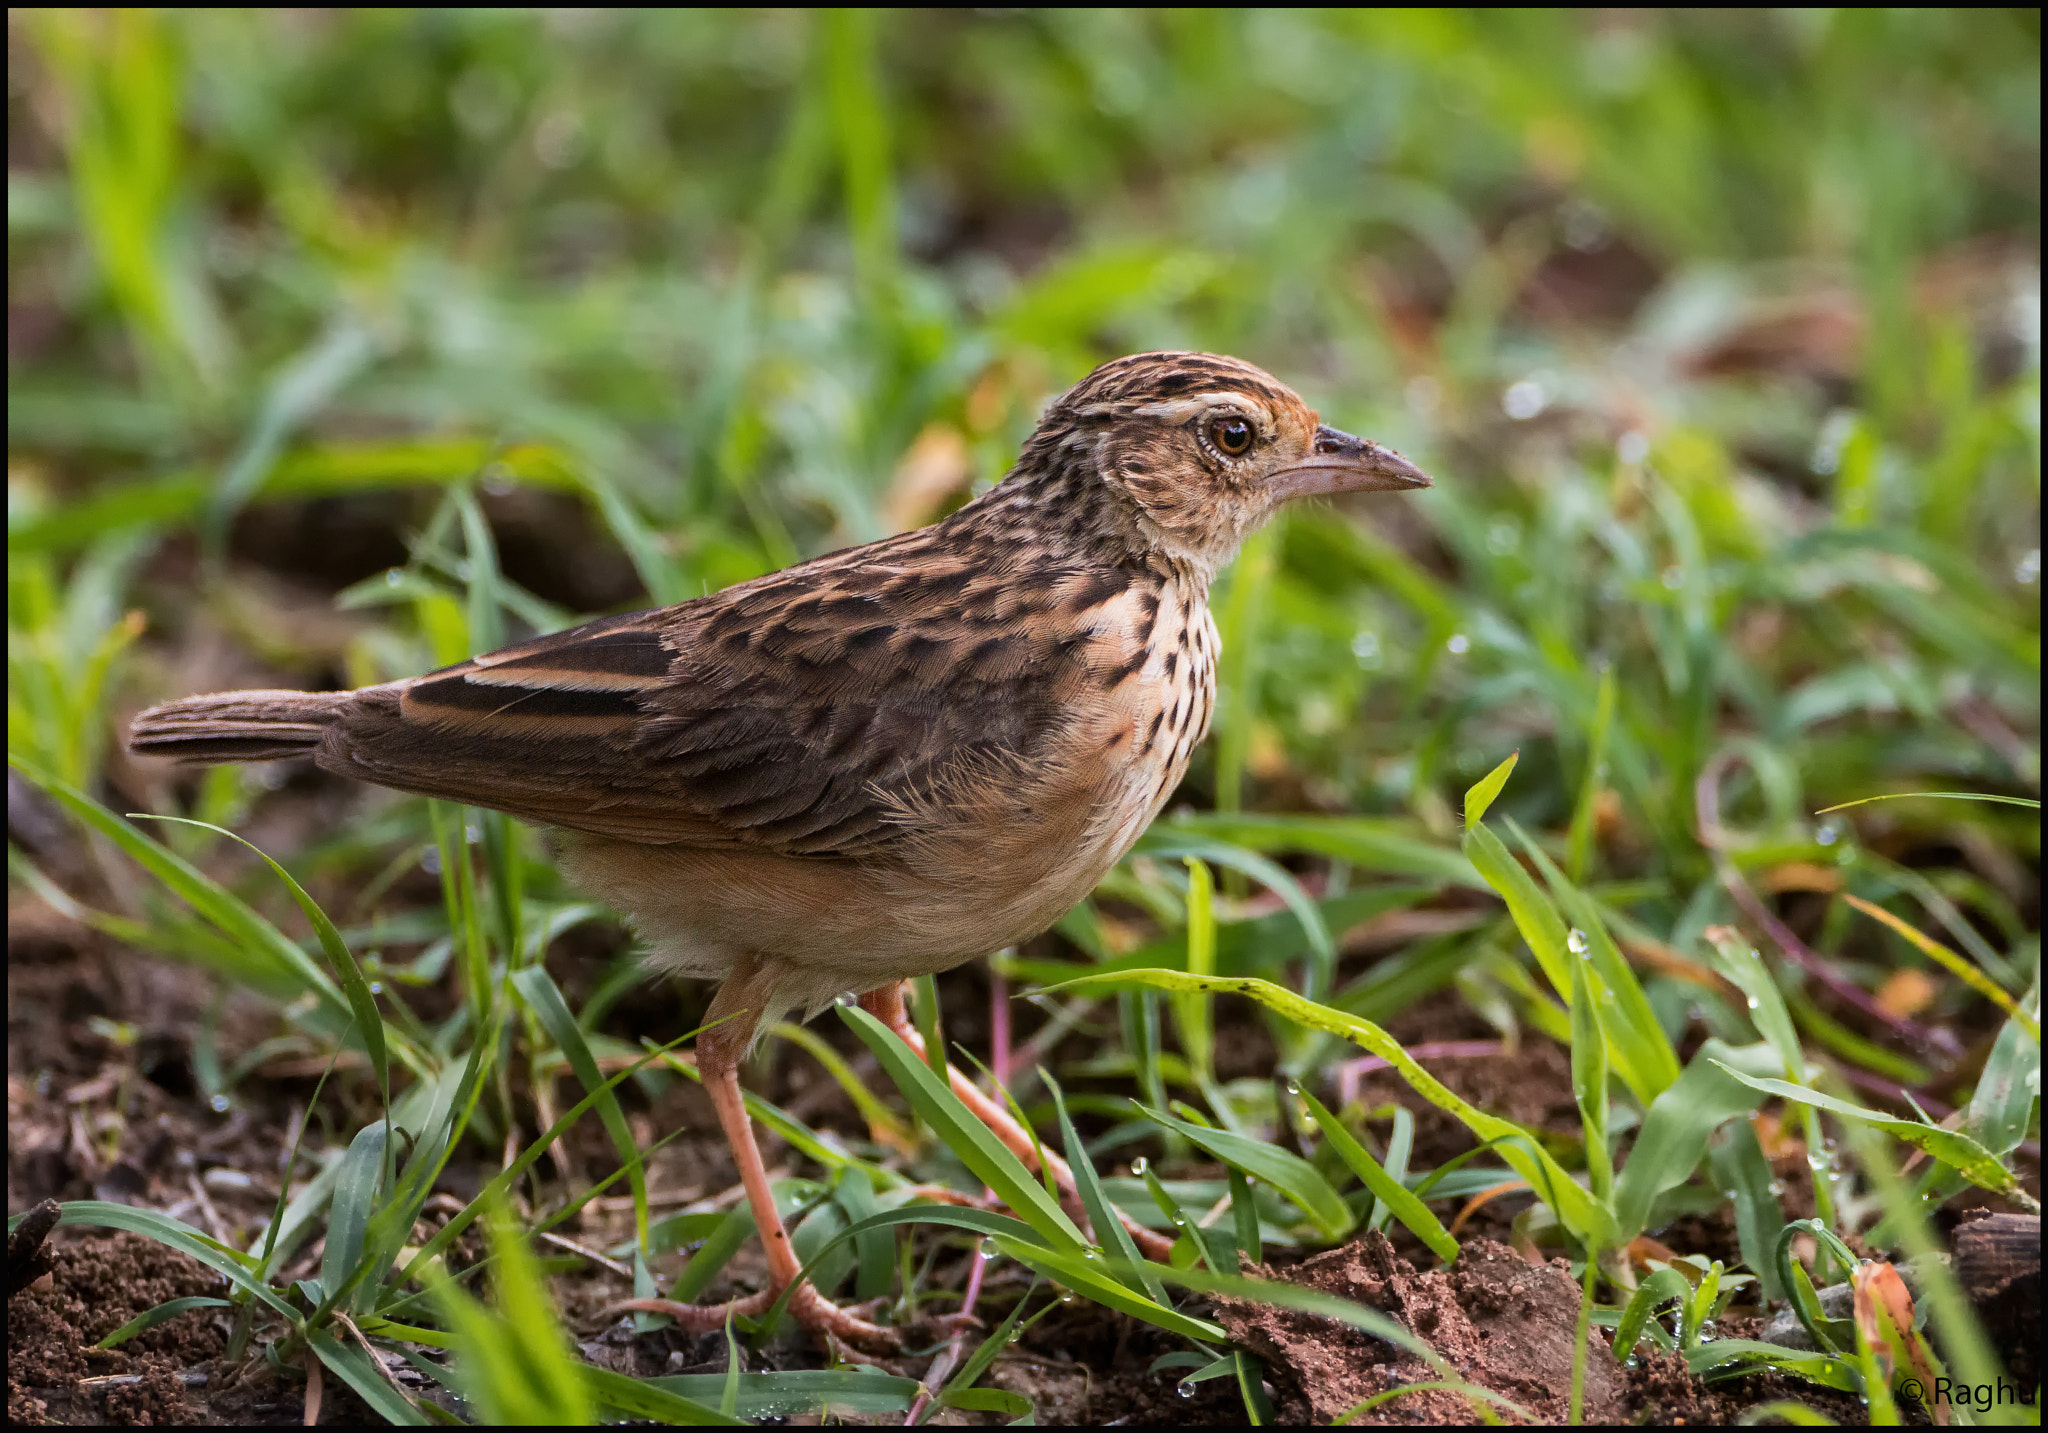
[1217, 1233, 1624, 1424]
[8, 1232, 227, 1425]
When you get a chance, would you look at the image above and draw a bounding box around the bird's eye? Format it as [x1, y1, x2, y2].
[1209, 415, 1254, 456]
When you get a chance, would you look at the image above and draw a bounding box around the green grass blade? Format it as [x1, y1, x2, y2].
[50, 1201, 298, 1323]
[1462, 821, 1573, 1002]
[1511, 817, 1681, 1101]
[1044, 1069, 1164, 1302]
[1178, 856, 1216, 1080]
[1612, 1266, 1691, 1358]
[1815, 792, 2040, 814]
[838, 1003, 1086, 1252]
[94, 1296, 232, 1350]
[1709, 1064, 2031, 1206]
[512, 965, 649, 1253]
[1296, 1087, 1458, 1262]
[1567, 667, 1615, 881]
[1041, 969, 1616, 1250]
[1610, 1040, 1781, 1243]
[581, 1364, 745, 1424]
[1706, 1119, 1786, 1301]
[994, 1240, 1224, 1343]
[1684, 1340, 1860, 1390]
[316, 1120, 390, 1317]
[1464, 751, 1519, 829]
[11, 759, 349, 1018]
[1136, 1102, 1353, 1239]
[306, 1326, 429, 1425]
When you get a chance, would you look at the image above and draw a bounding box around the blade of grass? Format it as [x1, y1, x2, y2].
[1042, 969, 1616, 1250]
[1296, 1087, 1458, 1262]
[1708, 1066, 2031, 1207]
[511, 966, 648, 1253]
[838, 1004, 1086, 1252]
[1135, 1101, 1354, 1239]
[1842, 895, 2036, 1039]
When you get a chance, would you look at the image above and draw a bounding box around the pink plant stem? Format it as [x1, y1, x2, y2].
[1694, 755, 1960, 1061]
[1336, 1041, 1505, 1109]
[904, 1244, 991, 1425]
[991, 969, 1011, 1090]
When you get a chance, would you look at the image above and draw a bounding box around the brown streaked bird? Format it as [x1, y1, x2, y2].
[129, 351, 1432, 1346]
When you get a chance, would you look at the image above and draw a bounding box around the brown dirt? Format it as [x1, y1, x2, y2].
[1217, 1233, 1888, 1427]
[1219, 1234, 1626, 1423]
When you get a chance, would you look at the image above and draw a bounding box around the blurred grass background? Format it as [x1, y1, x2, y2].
[10, 9, 2037, 847]
[4, 9, 2041, 1417]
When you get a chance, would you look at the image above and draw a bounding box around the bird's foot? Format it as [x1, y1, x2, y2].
[600, 1284, 901, 1352]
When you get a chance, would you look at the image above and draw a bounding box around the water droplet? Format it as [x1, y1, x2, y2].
[979, 1240, 999, 1262]
[1350, 630, 1383, 669]
[1745, 995, 1762, 1011]
[1815, 819, 1843, 846]
[2017, 549, 2041, 585]
[368, 981, 384, 996]
[384, 568, 403, 586]
[1131, 1157, 1149, 1177]
[1283, 1077, 1301, 1098]
[1768, 1180, 1785, 1196]
[1177, 1381, 1197, 1400]
[834, 992, 856, 1007]
[1446, 633, 1470, 656]
[1502, 379, 1548, 420]
[1566, 929, 1589, 956]
[209, 1094, 232, 1113]
[1721, 1190, 1737, 1202]
[1059, 1290, 1077, 1305]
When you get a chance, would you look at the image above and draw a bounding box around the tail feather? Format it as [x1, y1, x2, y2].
[128, 689, 352, 764]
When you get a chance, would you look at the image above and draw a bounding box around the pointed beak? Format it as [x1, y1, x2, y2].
[1267, 424, 1434, 503]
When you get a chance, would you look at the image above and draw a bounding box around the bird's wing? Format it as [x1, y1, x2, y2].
[323, 532, 1149, 856]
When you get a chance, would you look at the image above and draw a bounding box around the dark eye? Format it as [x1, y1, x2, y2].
[1209, 415, 1254, 456]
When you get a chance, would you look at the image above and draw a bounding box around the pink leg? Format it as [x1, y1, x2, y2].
[616, 957, 898, 1349]
[860, 981, 1174, 1260]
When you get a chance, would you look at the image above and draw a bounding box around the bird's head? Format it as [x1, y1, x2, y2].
[1025, 351, 1432, 576]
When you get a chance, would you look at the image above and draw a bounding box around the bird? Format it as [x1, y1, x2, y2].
[129, 350, 1432, 1346]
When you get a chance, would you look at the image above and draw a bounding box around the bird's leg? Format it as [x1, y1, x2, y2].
[619, 958, 897, 1349]
[859, 981, 1174, 1260]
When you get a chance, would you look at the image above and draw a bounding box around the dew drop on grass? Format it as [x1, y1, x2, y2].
[1177, 1381, 1197, 1399]
[1746, 996, 1762, 1011]
[1768, 1180, 1785, 1196]
[1567, 929, 1589, 956]
[1816, 819, 1843, 846]
[209, 1094, 232, 1113]
[1131, 1157, 1149, 1177]
[979, 1239, 999, 1262]
[384, 568, 403, 586]
[1282, 1077, 1301, 1097]
[834, 992, 855, 1007]
[1059, 1290, 1077, 1305]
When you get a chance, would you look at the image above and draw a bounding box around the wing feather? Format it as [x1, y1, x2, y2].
[317, 532, 1147, 857]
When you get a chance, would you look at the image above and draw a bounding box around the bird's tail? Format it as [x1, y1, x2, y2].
[128, 689, 352, 764]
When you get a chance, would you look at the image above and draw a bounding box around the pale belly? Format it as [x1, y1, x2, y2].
[567, 583, 1218, 1007]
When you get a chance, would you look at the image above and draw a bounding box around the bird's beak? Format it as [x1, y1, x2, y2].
[1266, 424, 1434, 503]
